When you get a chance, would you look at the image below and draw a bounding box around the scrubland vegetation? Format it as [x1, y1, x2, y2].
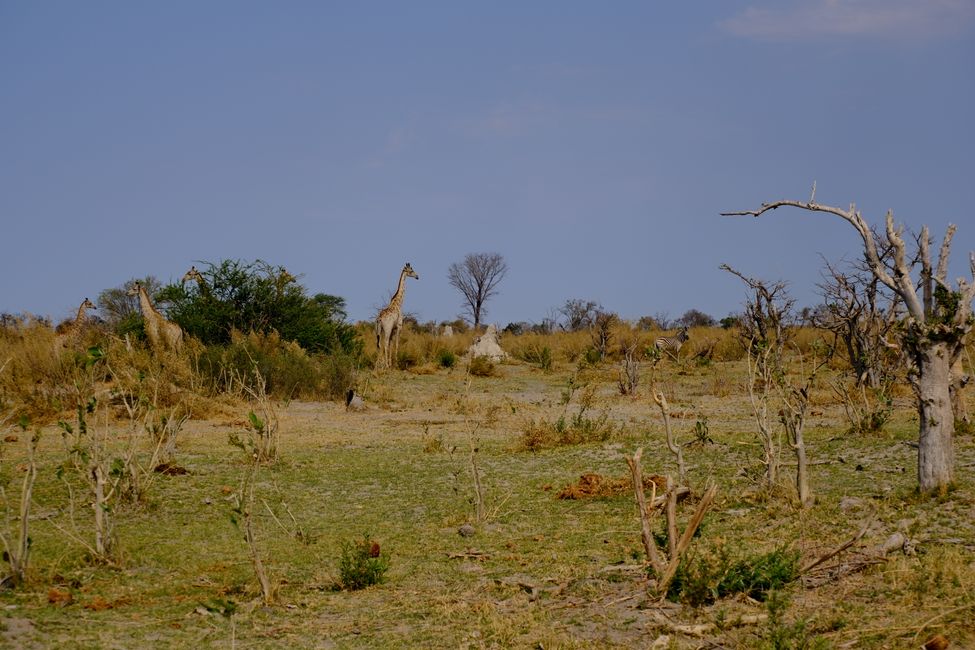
[0, 260, 973, 648]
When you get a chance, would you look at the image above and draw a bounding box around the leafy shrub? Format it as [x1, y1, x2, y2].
[436, 349, 456, 368]
[161, 259, 360, 355]
[667, 545, 800, 607]
[338, 534, 390, 590]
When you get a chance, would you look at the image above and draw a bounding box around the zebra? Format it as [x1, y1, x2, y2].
[654, 327, 689, 361]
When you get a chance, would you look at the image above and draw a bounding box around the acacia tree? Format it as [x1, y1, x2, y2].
[724, 196, 975, 494]
[447, 253, 508, 329]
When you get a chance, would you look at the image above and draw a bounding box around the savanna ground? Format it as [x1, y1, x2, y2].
[1, 330, 974, 649]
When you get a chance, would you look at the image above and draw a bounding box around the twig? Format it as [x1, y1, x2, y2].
[910, 602, 975, 644]
[800, 516, 873, 575]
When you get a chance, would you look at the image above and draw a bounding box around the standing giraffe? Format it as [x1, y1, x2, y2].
[54, 297, 96, 352]
[375, 263, 419, 370]
[128, 281, 184, 353]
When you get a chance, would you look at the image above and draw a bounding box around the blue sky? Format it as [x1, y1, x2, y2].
[2, 1, 974, 326]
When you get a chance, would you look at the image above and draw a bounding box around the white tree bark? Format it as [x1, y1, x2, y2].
[916, 341, 956, 489]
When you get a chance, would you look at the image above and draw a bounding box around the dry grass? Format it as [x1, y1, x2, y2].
[0, 326, 973, 648]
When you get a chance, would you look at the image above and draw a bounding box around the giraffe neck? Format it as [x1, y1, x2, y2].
[74, 303, 90, 324]
[387, 270, 408, 313]
[138, 286, 162, 319]
[194, 276, 211, 297]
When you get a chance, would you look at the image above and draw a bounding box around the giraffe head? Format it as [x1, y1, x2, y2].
[279, 268, 296, 284]
[403, 263, 419, 280]
[182, 266, 204, 284]
[81, 298, 96, 311]
[127, 281, 144, 297]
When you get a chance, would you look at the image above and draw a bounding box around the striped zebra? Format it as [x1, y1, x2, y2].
[654, 327, 689, 360]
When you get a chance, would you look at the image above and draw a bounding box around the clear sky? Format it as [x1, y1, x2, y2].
[2, 1, 974, 326]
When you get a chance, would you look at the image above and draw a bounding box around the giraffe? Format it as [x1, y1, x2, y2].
[275, 268, 296, 299]
[54, 297, 96, 352]
[181, 265, 208, 292]
[375, 263, 419, 370]
[128, 281, 184, 353]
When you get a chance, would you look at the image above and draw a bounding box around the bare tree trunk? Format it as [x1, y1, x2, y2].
[747, 345, 778, 490]
[92, 465, 112, 560]
[653, 390, 686, 485]
[916, 342, 956, 493]
[793, 424, 811, 507]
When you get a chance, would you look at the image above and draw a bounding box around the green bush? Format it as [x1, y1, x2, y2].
[436, 349, 456, 369]
[161, 259, 360, 355]
[338, 534, 390, 591]
[667, 545, 800, 606]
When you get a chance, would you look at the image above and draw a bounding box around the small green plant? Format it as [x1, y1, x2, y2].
[436, 348, 457, 369]
[692, 418, 713, 445]
[338, 534, 390, 590]
[582, 347, 602, 367]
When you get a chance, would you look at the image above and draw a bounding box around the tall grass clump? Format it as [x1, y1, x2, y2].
[195, 330, 355, 400]
[468, 355, 497, 377]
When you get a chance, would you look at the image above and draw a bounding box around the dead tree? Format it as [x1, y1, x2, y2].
[779, 348, 831, 508]
[447, 253, 508, 329]
[722, 265, 795, 491]
[816, 253, 902, 389]
[624, 448, 716, 596]
[723, 196, 975, 494]
[746, 341, 780, 490]
[589, 310, 618, 361]
[720, 264, 794, 377]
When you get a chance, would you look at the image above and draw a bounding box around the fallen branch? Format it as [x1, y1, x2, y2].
[447, 549, 491, 560]
[800, 515, 873, 576]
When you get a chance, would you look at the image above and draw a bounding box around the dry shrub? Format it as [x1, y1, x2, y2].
[507, 332, 557, 369]
[195, 330, 353, 400]
[0, 318, 73, 419]
[468, 356, 497, 377]
[516, 396, 619, 451]
[0, 319, 199, 422]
